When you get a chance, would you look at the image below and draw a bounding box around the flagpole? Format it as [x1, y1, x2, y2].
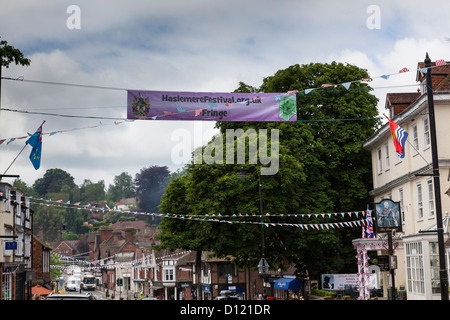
[1, 144, 27, 178]
[1, 120, 46, 179]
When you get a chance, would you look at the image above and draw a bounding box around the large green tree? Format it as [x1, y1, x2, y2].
[107, 172, 135, 202]
[33, 168, 76, 196]
[135, 165, 170, 213]
[157, 62, 380, 278]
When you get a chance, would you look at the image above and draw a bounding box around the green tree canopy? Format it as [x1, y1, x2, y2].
[135, 165, 170, 213]
[80, 179, 106, 203]
[157, 62, 380, 278]
[33, 168, 76, 196]
[0, 37, 30, 68]
[107, 172, 135, 202]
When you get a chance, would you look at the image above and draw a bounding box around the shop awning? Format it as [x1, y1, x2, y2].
[274, 278, 301, 290]
[221, 285, 245, 293]
[32, 285, 53, 296]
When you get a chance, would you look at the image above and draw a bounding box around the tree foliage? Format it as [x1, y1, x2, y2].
[0, 37, 31, 68]
[135, 165, 170, 213]
[107, 172, 135, 202]
[157, 62, 380, 278]
[22, 169, 140, 242]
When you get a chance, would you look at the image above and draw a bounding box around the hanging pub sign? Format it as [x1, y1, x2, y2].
[126, 90, 297, 122]
[373, 199, 402, 233]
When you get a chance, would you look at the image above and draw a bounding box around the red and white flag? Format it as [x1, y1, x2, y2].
[399, 67, 409, 73]
[435, 59, 447, 66]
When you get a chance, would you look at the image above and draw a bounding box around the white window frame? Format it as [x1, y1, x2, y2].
[423, 117, 430, 150]
[5, 187, 11, 212]
[43, 250, 50, 273]
[416, 182, 423, 220]
[2, 272, 13, 300]
[398, 188, 405, 223]
[377, 148, 383, 174]
[384, 143, 390, 171]
[429, 242, 440, 294]
[16, 232, 24, 256]
[406, 242, 425, 295]
[427, 179, 435, 219]
[163, 268, 175, 281]
[412, 124, 419, 155]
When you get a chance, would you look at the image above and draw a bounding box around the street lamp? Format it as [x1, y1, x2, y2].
[424, 53, 449, 300]
[238, 167, 269, 296]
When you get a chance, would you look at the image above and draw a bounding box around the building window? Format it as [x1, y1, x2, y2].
[398, 188, 405, 223]
[43, 251, 50, 273]
[384, 144, 390, 171]
[430, 242, 441, 294]
[2, 273, 13, 300]
[406, 242, 424, 294]
[5, 187, 11, 212]
[377, 148, 382, 174]
[417, 183, 423, 220]
[423, 117, 430, 149]
[412, 124, 419, 155]
[427, 179, 435, 218]
[164, 268, 174, 281]
[218, 263, 237, 278]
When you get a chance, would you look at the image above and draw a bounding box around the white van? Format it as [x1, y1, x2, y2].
[66, 276, 81, 291]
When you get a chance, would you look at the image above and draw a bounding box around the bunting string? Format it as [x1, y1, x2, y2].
[1, 60, 447, 121]
[0, 119, 133, 147]
[50, 250, 192, 272]
[0, 191, 374, 230]
[2, 59, 446, 97]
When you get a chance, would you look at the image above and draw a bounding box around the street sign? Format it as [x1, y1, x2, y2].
[5, 242, 17, 250]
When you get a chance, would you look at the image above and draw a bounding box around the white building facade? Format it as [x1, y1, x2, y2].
[360, 61, 450, 300]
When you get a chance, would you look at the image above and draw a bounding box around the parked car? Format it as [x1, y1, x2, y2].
[214, 290, 240, 300]
[46, 292, 96, 300]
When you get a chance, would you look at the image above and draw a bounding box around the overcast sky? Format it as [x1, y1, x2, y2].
[0, 0, 449, 190]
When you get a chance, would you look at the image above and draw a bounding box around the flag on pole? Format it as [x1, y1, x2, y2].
[366, 205, 375, 238]
[385, 114, 408, 158]
[25, 121, 45, 170]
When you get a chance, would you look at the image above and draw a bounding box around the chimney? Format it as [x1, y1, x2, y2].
[100, 227, 113, 242]
[112, 230, 122, 242]
[125, 227, 136, 242]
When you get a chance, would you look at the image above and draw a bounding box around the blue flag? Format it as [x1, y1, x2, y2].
[25, 121, 45, 170]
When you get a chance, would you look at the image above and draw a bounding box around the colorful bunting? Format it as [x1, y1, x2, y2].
[0, 120, 132, 148]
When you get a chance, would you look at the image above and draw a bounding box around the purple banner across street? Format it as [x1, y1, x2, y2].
[127, 90, 297, 122]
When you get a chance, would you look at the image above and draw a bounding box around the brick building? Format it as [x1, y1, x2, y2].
[32, 235, 52, 286]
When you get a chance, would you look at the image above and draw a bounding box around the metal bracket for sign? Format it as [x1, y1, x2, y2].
[0, 235, 18, 239]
